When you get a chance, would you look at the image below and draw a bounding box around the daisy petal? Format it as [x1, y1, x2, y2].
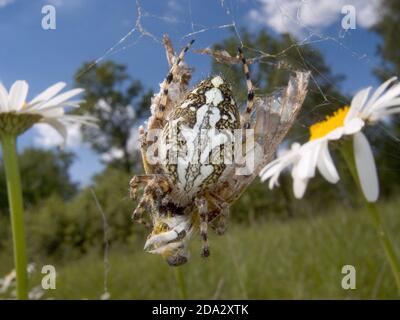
[259, 143, 301, 184]
[364, 77, 397, 112]
[297, 142, 320, 179]
[372, 97, 400, 110]
[326, 127, 344, 140]
[317, 142, 339, 183]
[346, 87, 371, 122]
[260, 162, 282, 181]
[344, 118, 364, 135]
[353, 132, 379, 202]
[60, 115, 97, 126]
[293, 177, 308, 199]
[44, 119, 68, 145]
[8, 80, 29, 111]
[269, 172, 281, 189]
[29, 82, 66, 105]
[373, 106, 400, 117]
[36, 107, 65, 118]
[372, 83, 400, 111]
[39, 88, 84, 109]
[0, 83, 8, 112]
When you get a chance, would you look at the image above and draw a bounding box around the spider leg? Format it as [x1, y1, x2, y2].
[137, 125, 156, 174]
[146, 35, 193, 139]
[195, 197, 210, 258]
[213, 208, 229, 235]
[212, 205, 230, 236]
[132, 191, 153, 228]
[131, 175, 171, 228]
[132, 189, 155, 226]
[163, 34, 175, 67]
[156, 39, 195, 121]
[206, 193, 230, 235]
[129, 174, 153, 200]
[238, 47, 255, 129]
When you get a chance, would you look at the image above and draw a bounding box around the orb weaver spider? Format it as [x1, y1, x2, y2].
[130, 34, 309, 266]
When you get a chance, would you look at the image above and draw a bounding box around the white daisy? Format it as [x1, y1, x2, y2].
[0, 80, 95, 141]
[260, 78, 400, 202]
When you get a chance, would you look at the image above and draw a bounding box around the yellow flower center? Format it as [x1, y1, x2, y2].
[309, 106, 349, 141]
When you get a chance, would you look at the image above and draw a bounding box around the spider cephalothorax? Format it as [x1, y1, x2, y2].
[130, 35, 310, 266]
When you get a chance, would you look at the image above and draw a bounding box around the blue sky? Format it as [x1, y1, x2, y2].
[0, 0, 385, 186]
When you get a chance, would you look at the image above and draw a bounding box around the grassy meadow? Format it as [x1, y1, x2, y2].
[2, 0, 400, 302]
[1, 197, 399, 300]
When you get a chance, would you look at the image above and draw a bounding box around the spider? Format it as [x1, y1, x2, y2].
[130, 34, 310, 266]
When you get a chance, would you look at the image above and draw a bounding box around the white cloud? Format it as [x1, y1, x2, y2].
[33, 123, 83, 148]
[43, 0, 82, 9]
[101, 126, 141, 163]
[248, 0, 382, 38]
[46, 0, 63, 6]
[101, 147, 124, 163]
[127, 126, 140, 153]
[152, 0, 183, 24]
[0, 0, 14, 8]
[167, 0, 183, 12]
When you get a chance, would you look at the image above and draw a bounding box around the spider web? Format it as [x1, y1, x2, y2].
[76, 0, 381, 137]
[75, 0, 399, 299]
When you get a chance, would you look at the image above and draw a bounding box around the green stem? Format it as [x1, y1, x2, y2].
[0, 134, 28, 300]
[174, 267, 187, 299]
[366, 202, 400, 294]
[340, 140, 400, 295]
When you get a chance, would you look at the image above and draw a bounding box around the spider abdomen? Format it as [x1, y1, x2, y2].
[160, 76, 240, 202]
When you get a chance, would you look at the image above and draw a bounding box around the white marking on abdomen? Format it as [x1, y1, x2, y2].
[175, 104, 224, 194]
[205, 88, 224, 106]
[211, 76, 224, 87]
